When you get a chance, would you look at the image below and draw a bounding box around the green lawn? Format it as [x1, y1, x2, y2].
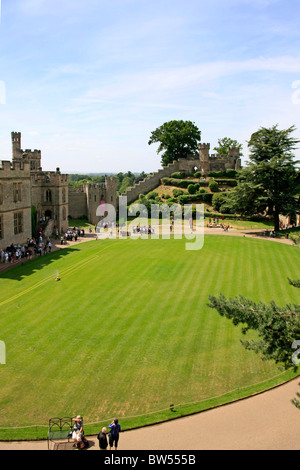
[0, 236, 299, 440]
[224, 219, 275, 230]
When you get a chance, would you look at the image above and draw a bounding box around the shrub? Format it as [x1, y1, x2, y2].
[163, 178, 206, 189]
[162, 177, 171, 185]
[208, 180, 219, 192]
[200, 193, 213, 204]
[187, 184, 197, 194]
[225, 169, 238, 178]
[173, 189, 185, 198]
[146, 191, 158, 199]
[219, 203, 234, 214]
[214, 179, 237, 187]
[208, 170, 225, 178]
[171, 171, 186, 179]
[212, 193, 228, 212]
[208, 169, 238, 178]
[177, 194, 192, 205]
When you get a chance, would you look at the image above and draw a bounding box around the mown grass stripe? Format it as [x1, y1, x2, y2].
[0, 236, 300, 436]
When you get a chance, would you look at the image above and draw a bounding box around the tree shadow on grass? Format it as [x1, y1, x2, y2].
[0, 247, 80, 282]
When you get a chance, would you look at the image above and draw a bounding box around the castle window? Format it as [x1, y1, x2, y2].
[30, 161, 36, 170]
[14, 211, 23, 235]
[0, 184, 2, 205]
[94, 195, 97, 202]
[0, 215, 3, 239]
[63, 207, 66, 220]
[62, 188, 66, 203]
[46, 190, 52, 203]
[13, 182, 22, 202]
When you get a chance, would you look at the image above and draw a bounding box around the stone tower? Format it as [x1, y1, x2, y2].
[198, 143, 210, 174]
[228, 147, 242, 170]
[11, 131, 42, 171]
[11, 131, 22, 159]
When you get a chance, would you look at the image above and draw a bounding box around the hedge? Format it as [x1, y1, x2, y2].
[177, 192, 213, 204]
[214, 179, 237, 187]
[162, 177, 209, 188]
[171, 171, 186, 179]
[208, 169, 238, 178]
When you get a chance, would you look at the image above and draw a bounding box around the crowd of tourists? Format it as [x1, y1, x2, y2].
[0, 236, 53, 265]
[132, 225, 155, 235]
[0, 226, 87, 266]
[61, 227, 85, 244]
[207, 217, 231, 231]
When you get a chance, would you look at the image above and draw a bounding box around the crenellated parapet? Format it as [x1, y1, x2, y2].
[31, 169, 69, 186]
[0, 159, 31, 177]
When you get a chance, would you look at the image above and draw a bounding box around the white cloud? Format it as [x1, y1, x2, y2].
[68, 56, 300, 109]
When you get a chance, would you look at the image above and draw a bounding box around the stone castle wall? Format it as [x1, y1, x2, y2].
[121, 161, 181, 205]
[0, 160, 32, 249]
[68, 190, 87, 220]
[68, 177, 117, 226]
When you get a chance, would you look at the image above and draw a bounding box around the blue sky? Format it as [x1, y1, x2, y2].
[0, 0, 299, 173]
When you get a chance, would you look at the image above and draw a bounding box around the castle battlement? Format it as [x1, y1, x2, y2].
[198, 143, 210, 148]
[0, 159, 30, 176]
[84, 182, 107, 190]
[23, 149, 42, 156]
[31, 171, 68, 186]
[209, 154, 233, 160]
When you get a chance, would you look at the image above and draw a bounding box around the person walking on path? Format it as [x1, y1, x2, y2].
[108, 418, 121, 450]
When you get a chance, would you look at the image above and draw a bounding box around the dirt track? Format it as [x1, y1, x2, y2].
[0, 228, 299, 450]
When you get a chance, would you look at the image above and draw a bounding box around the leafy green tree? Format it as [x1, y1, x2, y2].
[148, 120, 201, 166]
[209, 278, 300, 412]
[227, 125, 300, 231]
[214, 137, 243, 155]
[212, 193, 228, 212]
[118, 175, 135, 194]
[208, 278, 300, 370]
